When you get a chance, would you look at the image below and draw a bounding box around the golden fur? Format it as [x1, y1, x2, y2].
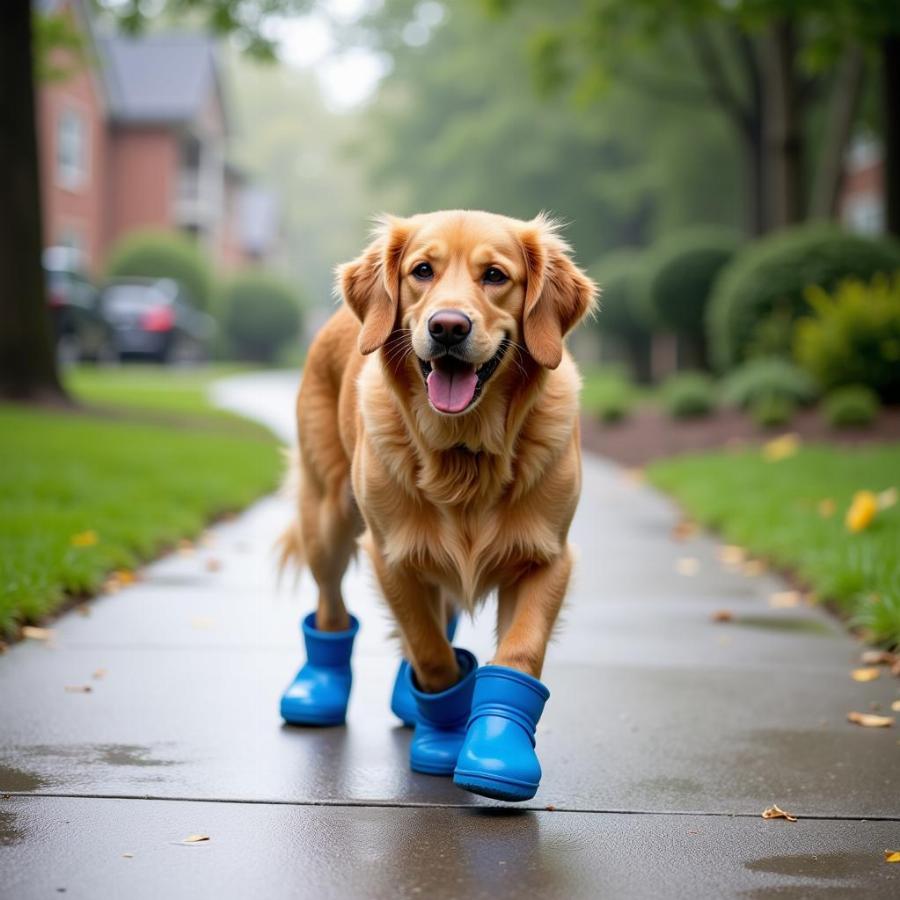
[280, 210, 597, 691]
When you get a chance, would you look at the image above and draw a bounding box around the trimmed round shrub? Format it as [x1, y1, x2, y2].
[707, 225, 900, 370]
[643, 227, 739, 367]
[581, 367, 635, 424]
[822, 385, 880, 429]
[588, 250, 653, 382]
[106, 229, 214, 310]
[794, 275, 900, 402]
[720, 357, 817, 410]
[222, 271, 301, 363]
[661, 372, 716, 419]
[751, 394, 794, 430]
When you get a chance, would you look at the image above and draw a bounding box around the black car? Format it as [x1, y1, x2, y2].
[44, 247, 115, 364]
[102, 278, 214, 363]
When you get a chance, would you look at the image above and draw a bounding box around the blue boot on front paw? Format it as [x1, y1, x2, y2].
[453, 665, 549, 801]
[390, 614, 459, 727]
[409, 647, 477, 776]
[280, 613, 359, 726]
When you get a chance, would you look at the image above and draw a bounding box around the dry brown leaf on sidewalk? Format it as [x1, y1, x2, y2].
[92, 668, 107, 680]
[671, 519, 697, 541]
[851, 667, 881, 682]
[860, 649, 898, 666]
[741, 559, 767, 577]
[885, 850, 900, 863]
[205, 558, 222, 572]
[762, 805, 797, 822]
[64, 685, 92, 693]
[178, 539, 195, 556]
[891, 700, 900, 712]
[181, 835, 210, 844]
[847, 711, 894, 728]
[711, 609, 734, 623]
[676, 557, 700, 576]
[717, 545, 746, 567]
[21, 626, 54, 641]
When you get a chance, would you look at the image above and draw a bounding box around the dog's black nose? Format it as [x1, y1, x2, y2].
[428, 310, 472, 347]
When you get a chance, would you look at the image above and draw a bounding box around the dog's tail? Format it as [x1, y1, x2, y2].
[276, 446, 306, 576]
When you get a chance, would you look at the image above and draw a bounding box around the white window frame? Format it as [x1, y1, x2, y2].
[56, 107, 89, 191]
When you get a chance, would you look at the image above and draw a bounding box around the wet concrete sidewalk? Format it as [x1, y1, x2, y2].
[1, 371, 898, 899]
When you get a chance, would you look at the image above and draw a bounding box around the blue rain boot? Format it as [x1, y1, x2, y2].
[453, 665, 549, 801]
[390, 613, 459, 727]
[280, 612, 359, 726]
[408, 647, 477, 776]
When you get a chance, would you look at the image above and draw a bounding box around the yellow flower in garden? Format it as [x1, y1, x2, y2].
[762, 433, 799, 462]
[70, 530, 99, 548]
[845, 491, 878, 533]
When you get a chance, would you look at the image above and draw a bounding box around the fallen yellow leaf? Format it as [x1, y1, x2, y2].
[676, 557, 700, 576]
[851, 667, 881, 682]
[21, 626, 54, 641]
[70, 529, 99, 547]
[860, 650, 898, 666]
[769, 591, 800, 609]
[717, 545, 746, 566]
[182, 835, 209, 844]
[762, 433, 799, 462]
[846, 491, 878, 533]
[114, 569, 136, 585]
[885, 850, 900, 863]
[847, 711, 894, 728]
[762, 804, 797, 822]
[817, 498, 836, 518]
[891, 700, 900, 712]
[711, 609, 734, 623]
[877, 487, 897, 510]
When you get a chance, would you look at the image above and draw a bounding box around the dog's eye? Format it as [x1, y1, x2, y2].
[412, 262, 434, 280]
[483, 267, 508, 285]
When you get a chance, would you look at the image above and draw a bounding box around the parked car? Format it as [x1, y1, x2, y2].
[44, 246, 115, 364]
[101, 278, 215, 363]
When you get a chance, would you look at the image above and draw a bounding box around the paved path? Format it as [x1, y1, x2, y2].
[1, 371, 898, 898]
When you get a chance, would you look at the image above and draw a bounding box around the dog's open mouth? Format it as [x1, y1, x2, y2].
[418, 342, 507, 415]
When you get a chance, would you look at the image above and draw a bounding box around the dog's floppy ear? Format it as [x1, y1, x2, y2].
[338, 215, 413, 355]
[518, 214, 598, 369]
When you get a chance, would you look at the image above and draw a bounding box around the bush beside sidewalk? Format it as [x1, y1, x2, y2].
[0, 366, 280, 639]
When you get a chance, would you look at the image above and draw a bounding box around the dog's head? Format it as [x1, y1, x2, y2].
[339, 210, 597, 416]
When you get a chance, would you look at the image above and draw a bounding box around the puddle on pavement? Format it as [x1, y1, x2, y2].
[0, 763, 52, 793]
[730, 615, 833, 636]
[17, 743, 178, 769]
[744, 851, 877, 879]
[0, 808, 25, 847]
[633, 775, 705, 806]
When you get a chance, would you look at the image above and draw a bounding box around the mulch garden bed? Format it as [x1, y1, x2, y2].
[580, 406, 900, 467]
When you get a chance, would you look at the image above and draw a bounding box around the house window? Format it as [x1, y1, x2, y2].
[57, 108, 88, 190]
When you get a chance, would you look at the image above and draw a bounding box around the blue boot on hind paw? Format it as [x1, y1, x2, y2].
[390, 614, 459, 727]
[453, 665, 549, 802]
[408, 647, 477, 776]
[280, 613, 359, 726]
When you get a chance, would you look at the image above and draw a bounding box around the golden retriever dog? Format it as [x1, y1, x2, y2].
[280, 209, 596, 800]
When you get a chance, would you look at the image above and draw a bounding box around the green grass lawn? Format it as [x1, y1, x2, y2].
[0, 366, 280, 638]
[648, 442, 900, 646]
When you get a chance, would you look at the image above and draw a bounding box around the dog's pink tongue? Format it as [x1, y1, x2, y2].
[427, 366, 478, 413]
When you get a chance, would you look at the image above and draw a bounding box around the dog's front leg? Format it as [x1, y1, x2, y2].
[368, 548, 459, 693]
[493, 546, 573, 678]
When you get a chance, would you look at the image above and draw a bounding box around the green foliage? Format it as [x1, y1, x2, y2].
[751, 393, 795, 430]
[222, 271, 301, 363]
[822, 385, 880, 430]
[589, 250, 652, 340]
[644, 228, 739, 335]
[0, 368, 278, 637]
[581, 366, 637, 423]
[707, 225, 900, 370]
[721, 357, 818, 410]
[106, 230, 214, 310]
[648, 443, 900, 646]
[794, 275, 900, 402]
[661, 372, 715, 420]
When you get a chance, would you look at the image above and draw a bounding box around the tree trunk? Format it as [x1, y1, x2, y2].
[763, 18, 805, 229]
[884, 34, 900, 237]
[0, 0, 66, 402]
[744, 121, 768, 236]
[810, 46, 866, 221]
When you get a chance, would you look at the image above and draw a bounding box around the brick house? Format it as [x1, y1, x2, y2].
[36, 0, 275, 276]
